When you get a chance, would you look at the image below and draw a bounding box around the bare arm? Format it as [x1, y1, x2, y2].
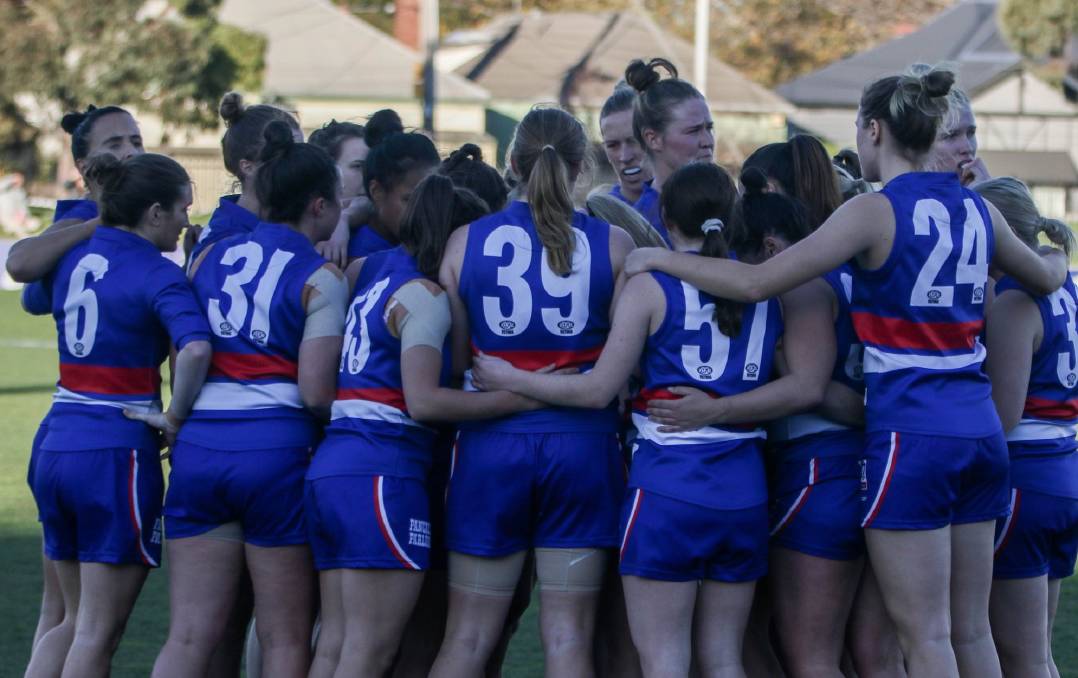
[471, 273, 660, 409]
[985, 289, 1041, 432]
[6, 218, 99, 282]
[646, 280, 833, 430]
[438, 226, 474, 378]
[818, 381, 865, 428]
[608, 225, 635, 320]
[625, 194, 889, 302]
[988, 201, 1068, 297]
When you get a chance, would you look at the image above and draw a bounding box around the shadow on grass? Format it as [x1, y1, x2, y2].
[0, 530, 170, 677]
[0, 384, 56, 396]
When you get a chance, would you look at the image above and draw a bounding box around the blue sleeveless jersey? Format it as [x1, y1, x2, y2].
[630, 268, 782, 504]
[190, 195, 259, 266]
[180, 222, 328, 450]
[631, 183, 671, 246]
[348, 224, 394, 260]
[997, 275, 1078, 457]
[609, 184, 632, 206]
[771, 265, 865, 455]
[54, 198, 98, 223]
[41, 227, 210, 451]
[310, 246, 446, 480]
[459, 201, 618, 433]
[851, 172, 999, 437]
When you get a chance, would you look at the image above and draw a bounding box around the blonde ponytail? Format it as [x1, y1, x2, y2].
[975, 176, 1076, 256]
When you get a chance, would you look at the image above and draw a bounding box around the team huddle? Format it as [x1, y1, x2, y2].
[9, 55, 1078, 678]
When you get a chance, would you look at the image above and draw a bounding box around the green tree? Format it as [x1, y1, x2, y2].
[1000, 0, 1078, 60]
[0, 0, 263, 176]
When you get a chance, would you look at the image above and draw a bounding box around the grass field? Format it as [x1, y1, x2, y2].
[1, 288, 1076, 677]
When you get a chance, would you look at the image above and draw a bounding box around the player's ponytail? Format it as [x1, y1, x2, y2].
[661, 162, 742, 337]
[441, 143, 508, 212]
[625, 57, 704, 149]
[510, 107, 589, 276]
[860, 63, 956, 155]
[253, 121, 339, 224]
[84, 154, 190, 227]
[975, 177, 1076, 257]
[731, 167, 812, 261]
[218, 91, 300, 185]
[60, 104, 132, 161]
[400, 174, 491, 278]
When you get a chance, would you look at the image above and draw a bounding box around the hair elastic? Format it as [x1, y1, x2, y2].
[542, 144, 556, 152]
[701, 218, 724, 234]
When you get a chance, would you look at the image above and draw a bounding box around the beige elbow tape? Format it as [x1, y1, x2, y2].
[303, 267, 348, 340]
[393, 281, 452, 352]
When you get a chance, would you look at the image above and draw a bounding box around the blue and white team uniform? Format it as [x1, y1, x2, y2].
[348, 224, 394, 260]
[769, 266, 866, 560]
[993, 275, 1078, 579]
[854, 172, 1008, 529]
[167, 221, 327, 546]
[447, 201, 624, 556]
[24, 199, 102, 491]
[189, 195, 259, 266]
[32, 225, 210, 565]
[620, 266, 782, 582]
[305, 246, 440, 570]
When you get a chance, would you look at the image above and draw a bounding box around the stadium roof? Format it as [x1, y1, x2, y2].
[218, 0, 488, 102]
[451, 10, 792, 114]
[777, 0, 1020, 108]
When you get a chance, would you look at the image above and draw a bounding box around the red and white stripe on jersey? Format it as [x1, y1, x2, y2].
[862, 343, 986, 374]
[852, 313, 983, 352]
[192, 381, 303, 410]
[59, 363, 160, 396]
[52, 386, 159, 413]
[1007, 419, 1078, 442]
[373, 475, 419, 570]
[330, 387, 429, 429]
[1023, 395, 1078, 420]
[862, 432, 900, 528]
[630, 413, 764, 447]
[209, 352, 298, 381]
[770, 457, 819, 536]
[993, 489, 1022, 555]
[620, 488, 643, 560]
[471, 343, 604, 372]
[126, 449, 158, 567]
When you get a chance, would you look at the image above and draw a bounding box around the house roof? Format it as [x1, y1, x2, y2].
[453, 10, 791, 113]
[777, 0, 1020, 108]
[978, 150, 1078, 187]
[218, 0, 488, 102]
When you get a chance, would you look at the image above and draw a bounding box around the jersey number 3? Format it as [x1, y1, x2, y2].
[208, 242, 295, 344]
[481, 225, 591, 338]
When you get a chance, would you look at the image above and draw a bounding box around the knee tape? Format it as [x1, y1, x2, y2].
[202, 521, 244, 543]
[535, 548, 606, 593]
[447, 551, 527, 597]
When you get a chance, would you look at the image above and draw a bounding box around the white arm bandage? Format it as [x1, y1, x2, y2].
[389, 281, 452, 352]
[303, 266, 348, 341]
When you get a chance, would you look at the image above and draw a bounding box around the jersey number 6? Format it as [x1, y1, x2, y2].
[63, 253, 110, 357]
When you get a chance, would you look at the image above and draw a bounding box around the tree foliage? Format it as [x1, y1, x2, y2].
[999, 0, 1078, 60]
[0, 0, 264, 176]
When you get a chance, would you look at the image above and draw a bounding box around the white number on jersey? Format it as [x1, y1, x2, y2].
[680, 281, 768, 382]
[207, 243, 295, 344]
[341, 277, 390, 375]
[63, 253, 110, 357]
[910, 198, 988, 307]
[1050, 285, 1078, 389]
[481, 225, 592, 337]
